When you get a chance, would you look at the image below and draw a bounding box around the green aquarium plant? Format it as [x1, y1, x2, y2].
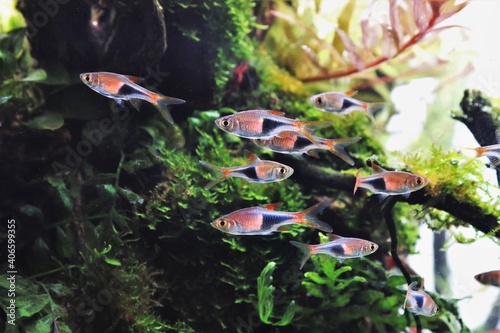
[1, 1, 498, 333]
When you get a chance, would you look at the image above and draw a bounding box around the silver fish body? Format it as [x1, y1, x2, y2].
[199, 151, 293, 190]
[290, 235, 378, 269]
[211, 200, 333, 236]
[403, 281, 439, 317]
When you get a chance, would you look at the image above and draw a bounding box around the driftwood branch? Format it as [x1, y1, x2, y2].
[281, 157, 500, 238]
[383, 197, 422, 333]
[453, 90, 500, 184]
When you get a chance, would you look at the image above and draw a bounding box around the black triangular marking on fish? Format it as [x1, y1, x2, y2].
[341, 97, 357, 109]
[262, 118, 286, 133]
[414, 294, 424, 309]
[118, 84, 137, 96]
[239, 166, 258, 180]
[327, 243, 346, 256]
[262, 214, 290, 228]
[364, 177, 386, 191]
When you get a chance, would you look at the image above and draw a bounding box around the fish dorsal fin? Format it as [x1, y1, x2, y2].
[419, 278, 425, 290]
[370, 161, 386, 173]
[243, 150, 260, 163]
[267, 110, 286, 117]
[262, 202, 283, 211]
[327, 234, 344, 241]
[409, 281, 419, 291]
[125, 75, 145, 84]
[344, 90, 358, 97]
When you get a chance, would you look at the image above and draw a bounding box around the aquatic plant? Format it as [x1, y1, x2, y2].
[262, 0, 470, 83]
[1, 1, 499, 333]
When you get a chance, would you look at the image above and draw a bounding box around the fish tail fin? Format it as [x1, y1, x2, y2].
[152, 94, 186, 124]
[298, 120, 332, 147]
[363, 102, 387, 127]
[353, 170, 361, 195]
[324, 136, 362, 165]
[295, 199, 333, 233]
[199, 160, 229, 190]
[289, 241, 314, 270]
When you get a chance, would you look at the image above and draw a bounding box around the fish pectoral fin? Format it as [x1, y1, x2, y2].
[114, 99, 125, 106]
[377, 194, 389, 202]
[337, 258, 345, 264]
[401, 192, 411, 199]
[306, 151, 320, 158]
[129, 99, 143, 111]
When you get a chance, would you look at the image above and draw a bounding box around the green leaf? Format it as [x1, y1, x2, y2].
[257, 262, 296, 326]
[44, 176, 73, 211]
[104, 257, 122, 266]
[17, 295, 50, 318]
[332, 0, 357, 54]
[118, 187, 144, 205]
[22, 69, 47, 82]
[25, 314, 53, 333]
[56, 226, 75, 259]
[387, 275, 407, 287]
[303, 271, 327, 285]
[23, 112, 64, 130]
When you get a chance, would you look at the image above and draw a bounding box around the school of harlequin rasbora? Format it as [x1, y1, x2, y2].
[79, 71, 498, 318]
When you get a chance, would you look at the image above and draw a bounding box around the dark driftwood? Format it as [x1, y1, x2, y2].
[453, 90, 500, 184]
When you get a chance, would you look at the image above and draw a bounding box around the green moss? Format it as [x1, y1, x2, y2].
[164, 0, 258, 102]
[396, 146, 500, 219]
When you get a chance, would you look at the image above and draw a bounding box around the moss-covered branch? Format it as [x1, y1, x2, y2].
[282, 156, 500, 238]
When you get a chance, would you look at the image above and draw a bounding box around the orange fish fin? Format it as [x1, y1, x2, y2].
[262, 202, 283, 211]
[344, 90, 358, 97]
[267, 110, 286, 116]
[243, 149, 260, 163]
[353, 170, 361, 194]
[296, 199, 333, 233]
[327, 233, 344, 241]
[199, 160, 230, 190]
[151, 93, 186, 124]
[325, 136, 361, 166]
[370, 161, 386, 173]
[125, 75, 145, 84]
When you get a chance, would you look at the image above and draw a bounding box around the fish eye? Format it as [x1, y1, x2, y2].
[370, 244, 375, 251]
[416, 177, 423, 185]
[221, 119, 230, 127]
[315, 97, 323, 105]
[217, 219, 228, 228]
[278, 167, 287, 174]
[84, 75, 91, 82]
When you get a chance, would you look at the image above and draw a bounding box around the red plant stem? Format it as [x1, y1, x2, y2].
[299, 13, 440, 82]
